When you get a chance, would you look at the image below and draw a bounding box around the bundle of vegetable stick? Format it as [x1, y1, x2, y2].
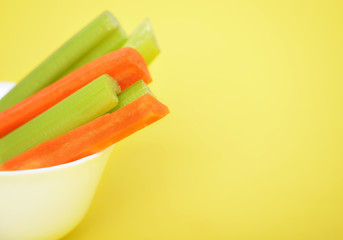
[0, 11, 169, 171]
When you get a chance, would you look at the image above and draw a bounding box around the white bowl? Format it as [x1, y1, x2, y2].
[0, 82, 114, 240]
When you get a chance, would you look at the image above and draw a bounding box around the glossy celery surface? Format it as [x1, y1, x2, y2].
[0, 11, 125, 112]
[109, 80, 152, 113]
[0, 74, 119, 164]
[124, 19, 160, 65]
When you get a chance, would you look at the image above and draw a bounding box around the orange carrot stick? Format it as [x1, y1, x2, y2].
[0, 94, 169, 171]
[0, 47, 151, 138]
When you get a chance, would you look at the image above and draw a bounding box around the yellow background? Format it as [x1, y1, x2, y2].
[1, 0, 343, 239]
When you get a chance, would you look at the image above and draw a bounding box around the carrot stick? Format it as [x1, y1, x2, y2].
[0, 75, 119, 164]
[0, 47, 151, 138]
[0, 94, 169, 171]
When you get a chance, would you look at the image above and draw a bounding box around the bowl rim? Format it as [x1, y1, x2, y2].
[0, 150, 105, 176]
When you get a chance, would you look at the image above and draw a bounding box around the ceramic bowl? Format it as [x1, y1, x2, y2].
[0, 82, 113, 240]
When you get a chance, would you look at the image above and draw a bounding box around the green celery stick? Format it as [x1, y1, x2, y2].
[109, 80, 152, 113]
[0, 11, 125, 112]
[0, 74, 119, 164]
[123, 19, 160, 65]
[112, 77, 122, 95]
[64, 24, 127, 75]
[66, 19, 160, 74]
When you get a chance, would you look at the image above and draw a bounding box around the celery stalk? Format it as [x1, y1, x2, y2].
[64, 26, 127, 75]
[0, 11, 126, 112]
[66, 18, 160, 74]
[123, 19, 160, 65]
[0, 74, 119, 164]
[109, 80, 152, 113]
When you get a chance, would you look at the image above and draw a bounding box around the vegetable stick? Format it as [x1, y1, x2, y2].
[123, 19, 160, 65]
[0, 11, 126, 112]
[109, 79, 152, 113]
[0, 75, 119, 164]
[0, 94, 169, 171]
[65, 18, 161, 77]
[64, 18, 160, 75]
[64, 28, 127, 76]
[0, 47, 150, 138]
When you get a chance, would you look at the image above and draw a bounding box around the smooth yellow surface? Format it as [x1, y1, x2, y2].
[1, 1, 343, 239]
